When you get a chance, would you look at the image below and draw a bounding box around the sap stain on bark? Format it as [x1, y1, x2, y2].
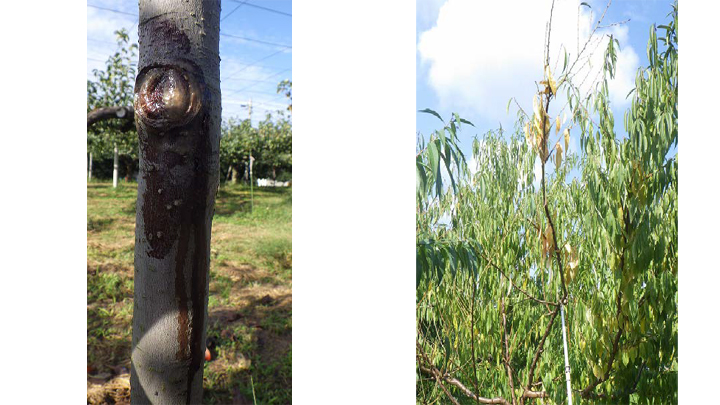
[142, 16, 192, 54]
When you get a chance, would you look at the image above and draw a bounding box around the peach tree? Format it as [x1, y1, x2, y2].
[416, 4, 677, 404]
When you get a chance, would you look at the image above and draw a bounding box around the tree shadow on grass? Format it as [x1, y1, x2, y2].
[120, 199, 137, 216]
[213, 191, 250, 217]
[88, 217, 117, 232]
[203, 293, 292, 405]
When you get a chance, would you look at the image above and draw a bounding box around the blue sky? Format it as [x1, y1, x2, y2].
[87, 0, 292, 126]
[416, 0, 674, 179]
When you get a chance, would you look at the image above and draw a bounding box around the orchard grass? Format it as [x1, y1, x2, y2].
[87, 181, 292, 404]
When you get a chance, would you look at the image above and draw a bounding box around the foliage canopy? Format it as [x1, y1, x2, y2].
[416, 4, 677, 404]
[87, 29, 138, 161]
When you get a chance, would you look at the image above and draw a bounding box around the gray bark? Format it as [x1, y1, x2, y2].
[88, 152, 93, 181]
[87, 106, 134, 128]
[130, 0, 221, 403]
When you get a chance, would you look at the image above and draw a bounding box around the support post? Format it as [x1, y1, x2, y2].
[113, 143, 118, 188]
[561, 303, 573, 405]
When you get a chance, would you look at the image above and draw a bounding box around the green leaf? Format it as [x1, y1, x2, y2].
[444, 336, 451, 370]
[418, 108, 444, 123]
[459, 118, 475, 127]
[427, 142, 439, 183]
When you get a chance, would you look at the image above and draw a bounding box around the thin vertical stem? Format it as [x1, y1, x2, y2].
[471, 276, 480, 403]
[561, 304, 573, 405]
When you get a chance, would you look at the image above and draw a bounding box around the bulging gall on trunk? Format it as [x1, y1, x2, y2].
[135, 66, 201, 129]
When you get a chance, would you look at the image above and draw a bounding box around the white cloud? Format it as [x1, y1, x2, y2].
[418, 0, 639, 122]
[417, 0, 447, 31]
[467, 155, 480, 176]
[87, 6, 139, 80]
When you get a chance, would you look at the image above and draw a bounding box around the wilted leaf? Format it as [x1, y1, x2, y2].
[555, 143, 563, 171]
[533, 95, 542, 121]
[524, 122, 532, 147]
[545, 65, 558, 95]
[556, 116, 561, 134]
[564, 243, 578, 270]
[544, 224, 554, 254]
[545, 114, 551, 135]
[563, 128, 570, 153]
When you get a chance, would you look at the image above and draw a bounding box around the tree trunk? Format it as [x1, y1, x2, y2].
[113, 143, 119, 188]
[231, 167, 238, 184]
[88, 152, 93, 181]
[125, 159, 133, 182]
[130, 1, 221, 403]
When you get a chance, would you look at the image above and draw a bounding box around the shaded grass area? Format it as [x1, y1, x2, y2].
[88, 181, 292, 404]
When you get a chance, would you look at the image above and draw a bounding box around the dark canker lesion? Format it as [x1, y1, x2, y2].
[135, 66, 201, 130]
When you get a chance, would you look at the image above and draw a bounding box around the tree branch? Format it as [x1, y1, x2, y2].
[568, 0, 613, 77]
[471, 281, 481, 403]
[417, 342, 547, 405]
[581, 204, 631, 399]
[526, 305, 560, 391]
[540, 92, 568, 300]
[501, 296, 517, 405]
[581, 289, 624, 398]
[578, 360, 646, 401]
[481, 252, 558, 307]
[87, 106, 135, 129]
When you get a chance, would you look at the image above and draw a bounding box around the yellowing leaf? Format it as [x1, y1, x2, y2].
[555, 143, 563, 171]
[544, 224, 554, 254]
[564, 243, 578, 270]
[545, 65, 557, 95]
[536, 119, 544, 142]
[556, 116, 561, 134]
[524, 122, 532, 147]
[563, 128, 570, 153]
[544, 114, 551, 134]
[533, 95, 542, 119]
[593, 364, 602, 379]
